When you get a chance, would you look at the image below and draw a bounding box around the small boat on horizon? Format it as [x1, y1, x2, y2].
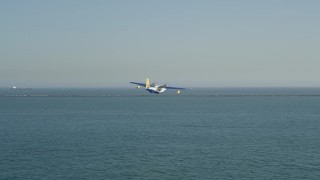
[10, 86, 32, 90]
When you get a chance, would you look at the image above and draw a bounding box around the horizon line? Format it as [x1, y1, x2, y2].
[2, 86, 320, 89]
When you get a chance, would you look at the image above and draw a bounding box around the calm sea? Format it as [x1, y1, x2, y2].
[1, 88, 320, 179]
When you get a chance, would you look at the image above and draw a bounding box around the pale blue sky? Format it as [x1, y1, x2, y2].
[1, 0, 320, 87]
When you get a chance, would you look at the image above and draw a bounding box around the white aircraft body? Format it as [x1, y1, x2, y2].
[130, 78, 185, 94]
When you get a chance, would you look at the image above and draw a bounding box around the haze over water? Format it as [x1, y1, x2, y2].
[1, 88, 320, 179]
[1, 1, 320, 87]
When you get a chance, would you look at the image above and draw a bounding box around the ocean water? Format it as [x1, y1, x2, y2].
[1, 88, 320, 179]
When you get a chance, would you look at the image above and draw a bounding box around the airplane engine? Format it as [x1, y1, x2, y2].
[136, 86, 141, 89]
[176, 90, 181, 94]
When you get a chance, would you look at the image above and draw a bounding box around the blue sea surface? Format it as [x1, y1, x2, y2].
[1, 88, 320, 179]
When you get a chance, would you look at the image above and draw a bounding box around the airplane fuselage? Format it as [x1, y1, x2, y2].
[146, 86, 167, 94]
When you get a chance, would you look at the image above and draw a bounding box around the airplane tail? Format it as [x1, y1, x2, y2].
[146, 78, 150, 89]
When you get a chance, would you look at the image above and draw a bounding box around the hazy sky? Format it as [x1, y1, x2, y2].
[1, 0, 320, 87]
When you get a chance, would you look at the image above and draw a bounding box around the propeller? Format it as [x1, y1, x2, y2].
[162, 83, 168, 88]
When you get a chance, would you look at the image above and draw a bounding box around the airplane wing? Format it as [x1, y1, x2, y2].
[130, 82, 146, 87]
[166, 86, 186, 90]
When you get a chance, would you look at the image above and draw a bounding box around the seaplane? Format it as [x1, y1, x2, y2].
[130, 78, 186, 94]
